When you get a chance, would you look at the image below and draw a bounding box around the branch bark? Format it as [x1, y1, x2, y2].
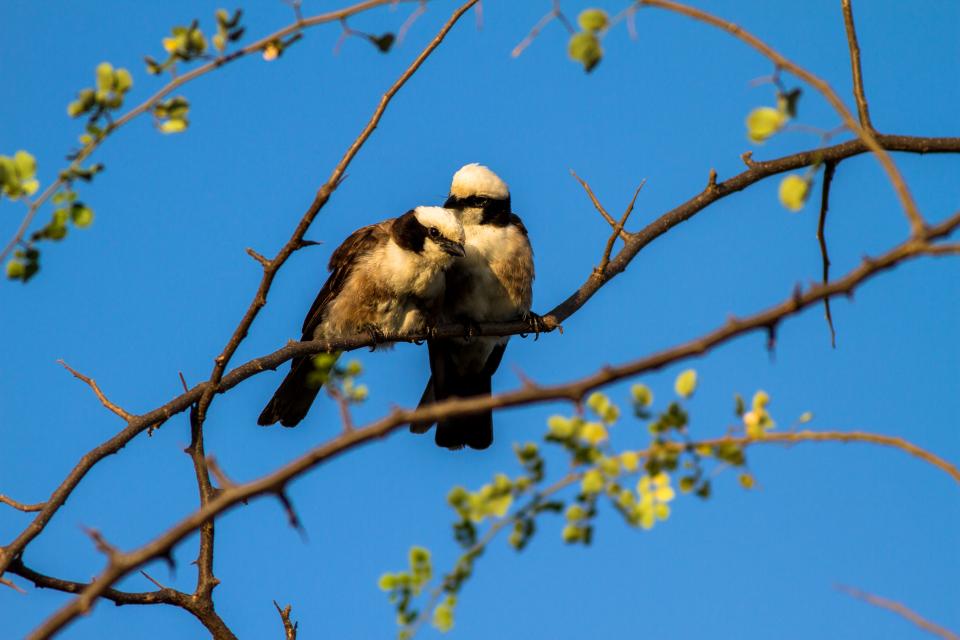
[3, 133, 958, 579]
[26, 209, 960, 639]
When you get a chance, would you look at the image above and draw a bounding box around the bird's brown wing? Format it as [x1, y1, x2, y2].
[300, 222, 387, 340]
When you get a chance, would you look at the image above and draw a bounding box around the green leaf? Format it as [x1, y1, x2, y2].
[71, 204, 94, 228]
[95, 62, 114, 91]
[159, 118, 188, 134]
[779, 174, 811, 212]
[6, 259, 25, 280]
[568, 32, 602, 72]
[114, 68, 133, 93]
[13, 151, 36, 180]
[577, 8, 609, 32]
[674, 369, 697, 398]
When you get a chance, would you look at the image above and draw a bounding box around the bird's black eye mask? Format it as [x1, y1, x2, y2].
[444, 194, 512, 226]
[393, 209, 427, 253]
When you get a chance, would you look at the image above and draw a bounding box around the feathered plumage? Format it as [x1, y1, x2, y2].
[259, 206, 464, 427]
[412, 165, 535, 449]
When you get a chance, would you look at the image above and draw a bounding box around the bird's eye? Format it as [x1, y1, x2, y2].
[428, 227, 440, 237]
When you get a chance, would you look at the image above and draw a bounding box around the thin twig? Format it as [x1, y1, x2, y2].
[397, 0, 428, 44]
[57, 360, 133, 421]
[4, 133, 958, 583]
[406, 426, 960, 636]
[273, 600, 299, 640]
[511, 1, 566, 58]
[3, 133, 956, 587]
[817, 161, 838, 347]
[570, 170, 631, 241]
[0, 0, 422, 265]
[837, 585, 959, 640]
[0, 495, 45, 513]
[840, 0, 873, 129]
[25, 212, 960, 639]
[639, 0, 925, 235]
[598, 180, 645, 275]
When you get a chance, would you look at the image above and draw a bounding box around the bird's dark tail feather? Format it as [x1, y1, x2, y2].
[433, 371, 494, 451]
[409, 377, 436, 434]
[257, 356, 329, 427]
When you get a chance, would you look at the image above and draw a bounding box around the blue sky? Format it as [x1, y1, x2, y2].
[2, 1, 958, 638]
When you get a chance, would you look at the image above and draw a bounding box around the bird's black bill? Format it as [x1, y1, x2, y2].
[439, 238, 466, 257]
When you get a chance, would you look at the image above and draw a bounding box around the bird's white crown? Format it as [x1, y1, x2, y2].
[413, 206, 465, 244]
[449, 163, 510, 200]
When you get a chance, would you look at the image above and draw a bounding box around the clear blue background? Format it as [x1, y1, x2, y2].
[2, 1, 958, 638]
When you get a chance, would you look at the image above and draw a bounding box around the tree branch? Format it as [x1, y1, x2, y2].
[57, 360, 133, 422]
[837, 585, 960, 640]
[0, 495, 45, 513]
[4, 133, 958, 581]
[8, 559, 236, 639]
[26, 208, 960, 639]
[638, 0, 924, 234]
[840, 0, 873, 129]
[273, 601, 299, 640]
[0, 0, 425, 265]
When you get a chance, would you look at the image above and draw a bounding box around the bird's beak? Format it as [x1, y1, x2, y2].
[439, 238, 466, 257]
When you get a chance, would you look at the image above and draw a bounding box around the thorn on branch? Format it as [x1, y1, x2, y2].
[206, 456, 237, 490]
[296, 239, 322, 250]
[706, 168, 718, 191]
[276, 490, 307, 541]
[178, 371, 190, 393]
[273, 600, 299, 640]
[766, 323, 778, 357]
[139, 569, 167, 591]
[81, 525, 118, 559]
[1, 575, 26, 593]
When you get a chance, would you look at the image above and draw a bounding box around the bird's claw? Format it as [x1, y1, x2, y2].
[361, 323, 385, 350]
[522, 311, 545, 340]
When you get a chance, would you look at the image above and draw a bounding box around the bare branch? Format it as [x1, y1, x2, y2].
[817, 161, 838, 347]
[639, 0, 925, 234]
[0, 0, 425, 265]
[598, 180, 645, 275]
[3, 133, 958, 582]
[511, 1, 568, 58]
[246, 248, 271, 268]
[840, 0, 873, 129]
[57, 360, 133, 421]
[837, 585, 960, 640]
[0, 495, 45, 513]
[25, 207, 960, 639]
[570, 170, 631, 241]
[191, 0, 481, 431]
[273, 601, 299, 640]
[9, 559, 236, 638]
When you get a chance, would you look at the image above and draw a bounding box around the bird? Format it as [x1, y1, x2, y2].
[258, 206, 465, 427]
[411, 164, 536, 450]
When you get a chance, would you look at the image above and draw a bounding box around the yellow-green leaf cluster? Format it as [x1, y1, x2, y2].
[0, 151, 39, 200]
[213, 9, 245, 52]
[743, 389, 775, 437]
[154, 96, 191, 135]
[778, 174, 811, 212]
[568, 32, 602, 72]
[674, 369, 698, 398]
[68, 62, 133, 120]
